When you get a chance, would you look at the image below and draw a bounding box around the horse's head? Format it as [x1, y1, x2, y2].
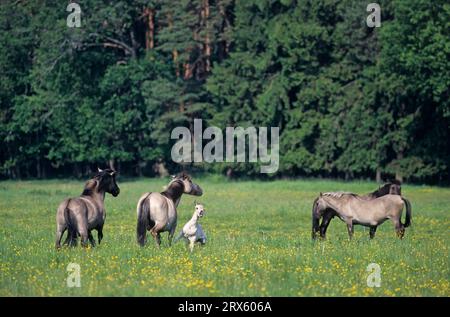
[171, 172, 203, 196]
[376, 180, 401, 197]
[194, 202, 205, 218]
[94, 168, 120, 197]
[388, 181, 401, 195]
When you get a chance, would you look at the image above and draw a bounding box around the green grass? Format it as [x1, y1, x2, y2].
[0, 177, 449, 296]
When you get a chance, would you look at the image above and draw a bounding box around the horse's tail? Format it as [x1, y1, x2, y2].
[311, 196, 320, 240]
[64, 199, 74, 234]
[401, 197, 412, 228]
[137, 193, 151, 246]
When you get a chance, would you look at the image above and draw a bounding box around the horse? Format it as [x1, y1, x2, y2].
[311, 181, 403, 239]
[55, 168, 120, 248]
[174, 202, 207, 252]
[312, 192, 411, 240]
[361, 180, 402, 199]
[136, 172, 203, 247]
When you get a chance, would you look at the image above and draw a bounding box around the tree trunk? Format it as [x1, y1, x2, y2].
[219, 1, 231, 57]
[74, 163, 82, 178]
[15, 166, 21, 179]
[108, 159, 115, 170]
[36, 157, 41, 179]
[376, 168, 382, 183]
[183, 62, 193, 79]
[144, 8, 155, 50]
[202, 0, 211, 73]
[167, 12, 180, 77]
[85, 164, 91, 177]
[129, 30, 138, 58]
[395, 151, 404, 183]
[136, 161, 142, 177]
[226, 167, 233, 179]
[174, 50, 180, 77]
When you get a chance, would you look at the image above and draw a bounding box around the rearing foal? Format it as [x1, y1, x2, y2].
[55, 168, 120, 248]
[136, 172, 203, 247]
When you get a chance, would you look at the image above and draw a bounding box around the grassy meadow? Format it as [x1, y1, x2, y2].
[0, 177, 449, 296]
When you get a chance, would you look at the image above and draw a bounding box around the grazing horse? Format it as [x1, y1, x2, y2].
[312, 193, 412, 240]
[312, 182, 402, 239]
[136, 172, 203, 247]
[55, 168, 120, 248]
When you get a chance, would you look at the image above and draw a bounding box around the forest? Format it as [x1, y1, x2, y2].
[0, 0, 449, 183]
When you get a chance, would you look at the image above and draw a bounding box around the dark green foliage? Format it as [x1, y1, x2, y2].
[0, 0, 448, 183]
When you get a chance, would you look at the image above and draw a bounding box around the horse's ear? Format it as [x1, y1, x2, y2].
[319, 192, 323, 197]
[98, 167, 103, 173]
[194, 200, 197, 206]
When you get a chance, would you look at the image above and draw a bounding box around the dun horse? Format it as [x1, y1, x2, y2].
[312, 192, 411, 240]
[55, 168, 120, 248]
[311, 182, 406, 239]
[136, 173, 203, 247]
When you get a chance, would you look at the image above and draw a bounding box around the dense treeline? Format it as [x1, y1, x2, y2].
[0, 0, 449, 183]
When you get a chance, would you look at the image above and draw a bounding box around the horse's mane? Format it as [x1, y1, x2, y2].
[322, 191, 357, 198]
[161, 178, 184, 200]
[81, 179, 97, 196]
[367, 181, 401, 198]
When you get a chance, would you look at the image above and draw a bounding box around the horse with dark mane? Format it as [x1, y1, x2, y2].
[312, 192, 411, 240]
[55, 168, 120, 248]
[136, 172, 203, 247]
[311, 181, 404, 239]
[362, 180, 402, 199]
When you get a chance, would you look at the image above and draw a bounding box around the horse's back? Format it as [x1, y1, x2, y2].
[349, 194, 404, 225]
[136, 192, 152, 216]
[138, 192, 175, 229]
[56, 198, 71, 223]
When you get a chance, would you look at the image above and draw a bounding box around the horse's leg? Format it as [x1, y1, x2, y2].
[63, 229, 76, 246]
[319, 211, 334, 239]
[150, 223, 164, 248]
[311, 198, 322, 240]
[168, 226, 176, 247]
[369, 226, 377, 239]
[97, 226, 103, 245]
[154, 232, 162, 248]
[55, 224, 66, 249]
[88, 231, 96, 247]
[189, 239, 195, 252]
[63, 232, 71, 246]
[393, 218, 405, 239]
[312, 209, 321, 240]
[346, 221, 354, 240]
[79, 229, 89, 247]
[74, 214, 89, 248]
[69, 232, 78, 247]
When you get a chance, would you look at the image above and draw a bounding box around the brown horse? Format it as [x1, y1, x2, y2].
[55, 168, 120, 248]
[311, 182, 403, 239]
[312, 193, 411, 240]
[136, 172, 203, 247]
[361, 180, 402, 199]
